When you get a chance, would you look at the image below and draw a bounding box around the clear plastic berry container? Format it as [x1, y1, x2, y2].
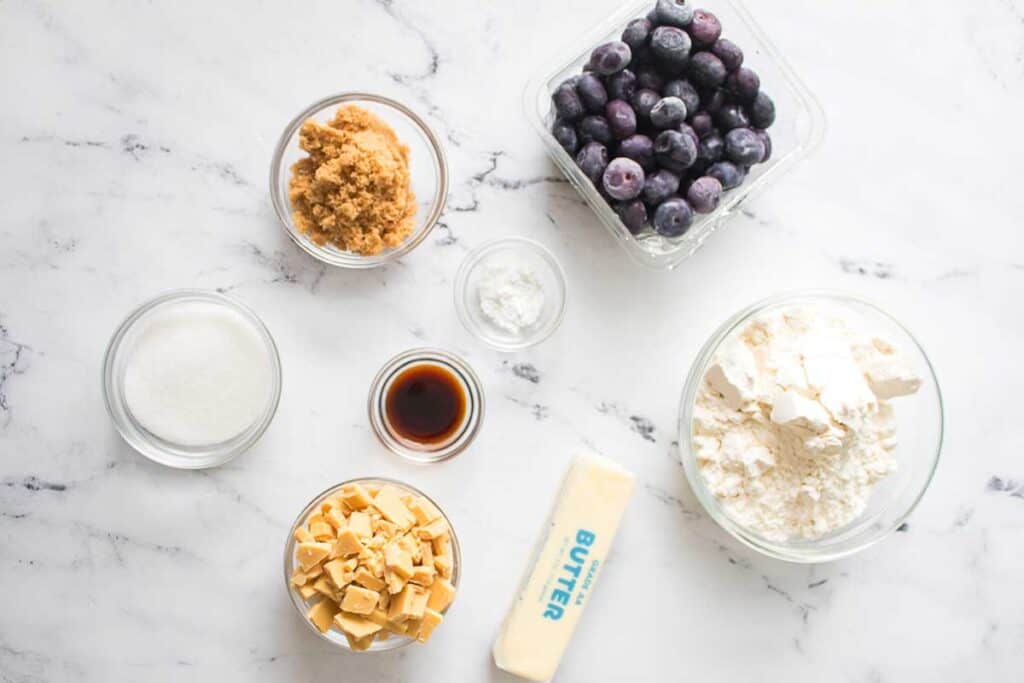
[523, 0, 826, 270]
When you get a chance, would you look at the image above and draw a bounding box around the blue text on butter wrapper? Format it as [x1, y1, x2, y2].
[543, 530, 598, 620]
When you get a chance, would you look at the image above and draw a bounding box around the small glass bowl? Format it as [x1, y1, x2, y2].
[102, 289, 282, 469]
[678, 292, 943, 563]
[368, 348, 484, 463]
[283, 477, 462, 652]
[454, 237, 568, 351]
[269, 92, 449, 269]
[523, 0, 826, 270]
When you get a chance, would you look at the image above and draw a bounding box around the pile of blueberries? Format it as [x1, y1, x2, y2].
[551, 0, 775, 238]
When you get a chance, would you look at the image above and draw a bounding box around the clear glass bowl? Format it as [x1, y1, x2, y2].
[102, 289, 282, 469]
[678, 292, 943, 563]
[283, 477, 461, 652]
[269, 92, 449, 268]
[368, 348, 484, 464]
[454, 237, 568, 351]
[523, 0, 826, 270]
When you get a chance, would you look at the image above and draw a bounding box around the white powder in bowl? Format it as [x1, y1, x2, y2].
[477, 264, 545, 334]
[693, 304, 922, 541]
[123, 302, 274, 447]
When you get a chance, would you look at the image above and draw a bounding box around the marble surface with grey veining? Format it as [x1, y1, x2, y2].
[1, 0, 1022, 681]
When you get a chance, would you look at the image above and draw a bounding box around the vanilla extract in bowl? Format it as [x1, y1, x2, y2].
[385, 364, 466, 446]
[368, 348, 484, 463]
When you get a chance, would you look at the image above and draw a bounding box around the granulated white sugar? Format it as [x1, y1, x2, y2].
[123, 301, 273, 447]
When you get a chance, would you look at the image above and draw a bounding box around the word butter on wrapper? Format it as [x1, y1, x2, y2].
[492, 454, 635, 681]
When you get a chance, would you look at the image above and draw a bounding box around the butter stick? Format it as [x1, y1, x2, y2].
[492, 454, 634, 682]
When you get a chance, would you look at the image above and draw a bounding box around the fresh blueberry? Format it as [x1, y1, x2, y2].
[646, 6, 659, 23]
[697, 133, 724, 165]
[605, 69, 637, 101]
[650, 96, 688, 129]
[654, 128, 698, 172]
[688, 51, 727, 88]
[589, 41, 632, 75]
[621, 18, 653, 51]
[552, 82, 585, 121]
[663, 80, 700, 116]
[578, 115, 613, 145]
[576, 73, 608, 113]
[650, 26, 692, 67]
[755, 129, 772, 162]
[602, 157, 645, 200]
[552, 119, 579, 154]
[635, 64, 665, 91]
[686, 159, 709, 178]
[629, 44, 652, 70]
[575, 141, 609, 183]
[711, 38, 744, 72]
[653, 197, 694, 237]
[747, 92, 776, 129]
[686, 175, 723, 213]
[615, 199, 648, 234]
[714, 103, 750, 131]
[690, 111, 714, 138]
[655, 0, 695, 27]
[642, 168, 681, 205]
[630, 88, 660, 124]
[687, 9, 722, 47]
[724, 127, 766, 165]
[618, 133, 656, 170]
[605, 100, 637, 139]
[706, 161, 746, 189]
[678, 122, 700, 148]
[725, 67, 760, 103]
[701, 88, 727, 114]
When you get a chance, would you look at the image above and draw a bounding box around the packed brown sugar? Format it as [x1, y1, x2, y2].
[288, 105, 416, 256]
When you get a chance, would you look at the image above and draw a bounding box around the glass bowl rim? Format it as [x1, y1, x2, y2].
[452, 236, 569, 352]
[677, 289, 944, 563]
[269, 91, 449, 269]
[282, 476, 462, 652]
[101, 288, 283, 470]
[367, 347, 485, 464]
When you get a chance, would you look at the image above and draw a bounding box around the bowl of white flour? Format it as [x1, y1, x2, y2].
[678, 292, 943, 562]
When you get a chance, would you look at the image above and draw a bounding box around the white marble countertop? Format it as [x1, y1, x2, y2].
[2, 0, 1022, 680]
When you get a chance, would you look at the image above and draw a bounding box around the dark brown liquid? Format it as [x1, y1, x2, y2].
[385, 364, 466, 444]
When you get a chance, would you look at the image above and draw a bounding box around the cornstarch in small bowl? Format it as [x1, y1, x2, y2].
[477, 264, 545, 334]
[454, 237, 567, 352]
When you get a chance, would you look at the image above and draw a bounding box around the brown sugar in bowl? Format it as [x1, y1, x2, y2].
[270, 93, 448, 269]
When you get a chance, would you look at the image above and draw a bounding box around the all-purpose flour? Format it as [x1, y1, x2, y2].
[693, 304, 922, 541]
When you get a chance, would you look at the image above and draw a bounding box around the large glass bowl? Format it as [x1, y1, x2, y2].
[283, 478, 462, 652]
[102, 289, 282, 469]
[678, 292, 943, 562]
[270, 92, 448, 269]
[523, 0, 826, 270]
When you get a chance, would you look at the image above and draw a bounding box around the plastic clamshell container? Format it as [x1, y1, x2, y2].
[523, 0, 825, 270]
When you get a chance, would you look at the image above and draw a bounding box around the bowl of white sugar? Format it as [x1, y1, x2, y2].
[678, 292, 943, 563]
[103, 289, 282, 469]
